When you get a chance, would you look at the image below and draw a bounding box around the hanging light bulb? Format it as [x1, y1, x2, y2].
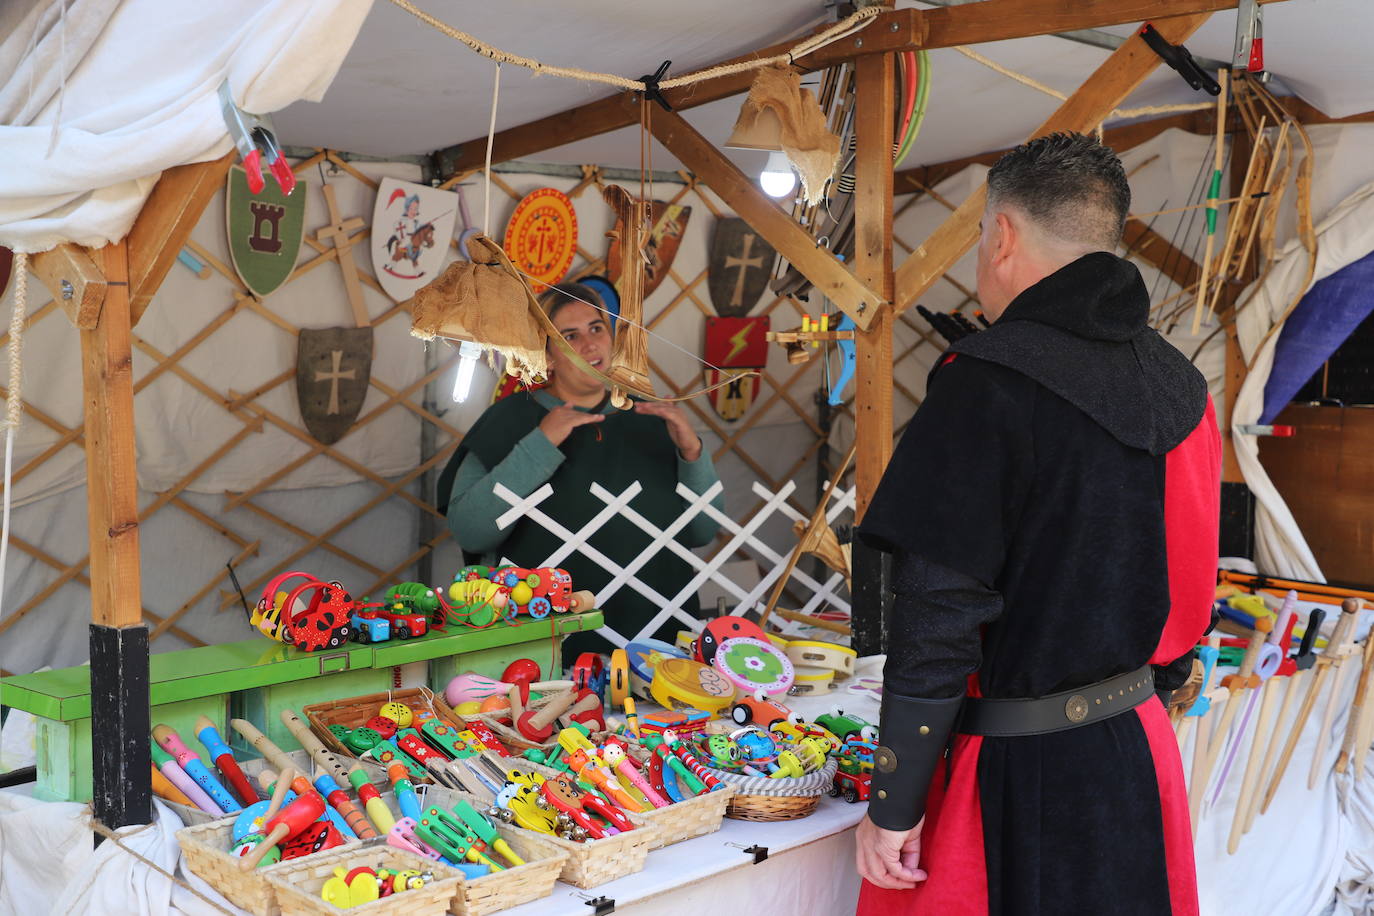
[759, 150, 797, 199]
[452, 340, 484, 402]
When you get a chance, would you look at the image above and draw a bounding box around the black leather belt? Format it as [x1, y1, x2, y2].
[957, 665, 1155, 737]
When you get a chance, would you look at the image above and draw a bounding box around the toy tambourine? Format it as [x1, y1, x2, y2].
[711, 636, 794, 698]
[649, 657, 735, 713]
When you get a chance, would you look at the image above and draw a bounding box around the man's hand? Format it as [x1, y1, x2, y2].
[633, 402, 702, 461]
[539, 404, 605, 447]
[855, 814, 927, 890]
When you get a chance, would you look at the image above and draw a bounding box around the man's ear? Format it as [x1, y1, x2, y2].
[993, 210, 1017, 265]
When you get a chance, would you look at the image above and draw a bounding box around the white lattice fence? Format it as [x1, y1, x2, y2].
[492, 477, 855, 648]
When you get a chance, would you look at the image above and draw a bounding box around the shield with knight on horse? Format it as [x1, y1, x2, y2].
[371, 177, 459, 303]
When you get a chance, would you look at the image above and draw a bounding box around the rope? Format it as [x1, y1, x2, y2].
[952, 45, 1213, 121]
[84, 812, 239, 916]
[0, 253, 26, 620]
[483, 63, 501, 237]
[384, 0, 881, 91]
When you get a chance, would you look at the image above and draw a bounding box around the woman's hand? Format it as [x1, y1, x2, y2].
[634, 402, 702, 461]
[539, 403, 605, 447]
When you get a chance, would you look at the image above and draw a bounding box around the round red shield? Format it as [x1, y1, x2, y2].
[503, 188, 578, 292]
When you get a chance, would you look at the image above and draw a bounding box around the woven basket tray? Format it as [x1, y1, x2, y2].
[267, 847, 463, 916]
[424, 780, 658, 890]
[303, 687, 470, 782]
[177, 818, 360, 916]
[395, 821, 569, 916]
[479, 749, 729, 849]
[704, 758, 838, 821]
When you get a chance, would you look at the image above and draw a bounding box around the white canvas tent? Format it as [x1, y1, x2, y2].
[4, 1, 1374, 913]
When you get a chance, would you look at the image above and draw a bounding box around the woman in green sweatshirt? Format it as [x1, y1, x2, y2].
[436, 282, 723, 658]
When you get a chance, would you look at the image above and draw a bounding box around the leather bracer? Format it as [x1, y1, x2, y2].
[868, 690, 964, 831]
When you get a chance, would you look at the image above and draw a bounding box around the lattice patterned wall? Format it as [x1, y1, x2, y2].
[0, 150, 959, 676]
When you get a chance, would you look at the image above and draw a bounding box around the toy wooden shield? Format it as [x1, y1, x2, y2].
[371, 178, 459, 303]
[503, 188, 578, 292]
[703, 316, 768, 421]
[296, 327, 373, 444]
[226, 165, 306, 298]
[708, 218, 776, 316]
[607, 200, 690, 300]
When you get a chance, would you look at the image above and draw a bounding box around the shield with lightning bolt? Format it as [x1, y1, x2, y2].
[708, 217, 777, 317]
[704, 316, 769, 422]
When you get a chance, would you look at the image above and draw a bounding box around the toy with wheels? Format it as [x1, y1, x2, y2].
[694, 615, 770, 665]
[831, 768, 871, 803]
[385, 581, 442, 624]
[252, 572, 354, 652]
[731, 689, 801, 728]
[711, 636, 794, 698]
[350, 611, 391, 643]
[440, 569, 507, 628]
[381, 601, 429, 639]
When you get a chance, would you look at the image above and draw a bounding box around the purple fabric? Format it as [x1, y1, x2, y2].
[1262, 250, 1374, 423]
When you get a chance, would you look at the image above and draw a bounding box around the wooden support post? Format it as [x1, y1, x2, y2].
[646, 108, 884, 330]
[30, 243, 106, 329]
[849, 50, 896, 657]
[892, 13, 1215, 313]
[82, 239, 149, 830]
[127, 152, 234, 325]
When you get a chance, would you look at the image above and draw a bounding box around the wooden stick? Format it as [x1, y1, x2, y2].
[1336, 630, 1374, 774]
[1310, 652, 1358, 789]
[759, 444, 856, 629]
[1191, 68, 1229, 335]
[1262, 598, 1360, 811]
[280, 709, 352, 789]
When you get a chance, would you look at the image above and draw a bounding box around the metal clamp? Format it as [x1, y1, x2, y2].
[726, 841, 769, 863]
[575, 892, 615, 914]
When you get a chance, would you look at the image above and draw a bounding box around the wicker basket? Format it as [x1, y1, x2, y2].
[438, 823, 568, 915]
[703, 758, 839, 822]
[266, 847, 463, 916]
[177, 818, 360, 916]
[423, 782, 657, 889]
[480, 745, 732, 848]
[303, 687, 468, 781]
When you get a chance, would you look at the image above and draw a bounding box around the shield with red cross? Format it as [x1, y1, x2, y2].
[703, 316, 769, 422]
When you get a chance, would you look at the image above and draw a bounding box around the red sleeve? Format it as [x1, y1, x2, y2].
[1151, 396, 1222, 665]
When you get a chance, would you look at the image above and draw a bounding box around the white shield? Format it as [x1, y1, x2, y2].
[371, 178, 459, 302]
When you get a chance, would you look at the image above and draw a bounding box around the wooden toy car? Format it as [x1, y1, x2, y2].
[730, 689, 802, 728]
[380, 602, 429, 639]
[814, 709, 878, 744]
[350, 610, 391, 643]
[831, 768, 871, 803]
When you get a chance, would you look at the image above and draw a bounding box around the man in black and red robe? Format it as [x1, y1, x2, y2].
[854, 132, 1220, 915]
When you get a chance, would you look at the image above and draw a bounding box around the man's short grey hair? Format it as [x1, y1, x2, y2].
[986, 132, 1130, 251]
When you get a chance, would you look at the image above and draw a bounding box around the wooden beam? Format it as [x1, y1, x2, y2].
[1122, 217, 1201, 291]
[893, 12, 1214, 314]
[849, 50, 896, 658]
[852, 51, 896, 521]
[434, 0, 1287, 177]
[127, 152, 234, 326]
[81, 240, 141, 627]
[894, 94, 1374, 199]
[646, 107, 885, 330]
[29, 243, 106, 329]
